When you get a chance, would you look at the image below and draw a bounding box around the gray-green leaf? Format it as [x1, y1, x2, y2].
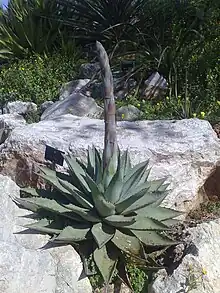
[91, 222, 115, 249]
[111, 229, 141, 256]
[24, 218, 62, 234]
[93, 245, 118, 285]
[85, 174, 115, 217]
[54, 225, 90, 242]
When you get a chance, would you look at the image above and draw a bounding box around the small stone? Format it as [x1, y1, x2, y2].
[39, 101, 54, 114]
[116, 105, 143, 121]
[3, 101, 37, 115]
[144, 72, 167, 99]
[41, 93, 104, 121]
[59, 79, 91, 101]
[0, 114, 26, 144]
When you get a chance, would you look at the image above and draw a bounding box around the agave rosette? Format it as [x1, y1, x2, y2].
[15, 145, 181, 287]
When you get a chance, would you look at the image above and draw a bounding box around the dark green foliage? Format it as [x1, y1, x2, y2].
[0, 0, 72, 58]
[57, 0, 220, 121]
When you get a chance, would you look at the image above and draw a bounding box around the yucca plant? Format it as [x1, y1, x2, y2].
[0, 0, 64, 59]
[14, 41, 181, 291]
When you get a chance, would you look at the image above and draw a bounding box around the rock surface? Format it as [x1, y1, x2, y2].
[0, 116, 219, 214]
[3, 101, 37, 115]
[0, 175, 92, 293]
[144, 72, 167, 99]
[150, 219, 220, 293]
[0, 114, 26, 144]
[59, 79, 91, 101]
[39, 101, 54, 114]
[41, 93, 103, 121]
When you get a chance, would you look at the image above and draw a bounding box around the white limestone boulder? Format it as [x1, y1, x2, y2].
[149, 220, 220, 293]
[0, 175, 92, 293]
[0, 116, 219, 215]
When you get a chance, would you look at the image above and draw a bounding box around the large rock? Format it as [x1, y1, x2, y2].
[0, 116, 219, 214]
[150, 220, 220, 293]
[0, 175, 92, 293]
[3, 101, 37, 115]
[41, 93, 103, 121]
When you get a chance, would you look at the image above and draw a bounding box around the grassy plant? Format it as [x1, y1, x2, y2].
[0, 50, 83, 106]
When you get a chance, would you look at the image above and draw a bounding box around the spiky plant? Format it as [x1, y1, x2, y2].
[14, 41, 181, 290]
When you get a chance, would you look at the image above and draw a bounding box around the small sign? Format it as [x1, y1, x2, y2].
[45, 145, 65, 166]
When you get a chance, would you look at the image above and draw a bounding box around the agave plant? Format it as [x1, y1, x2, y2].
[14, 41, 181, 290]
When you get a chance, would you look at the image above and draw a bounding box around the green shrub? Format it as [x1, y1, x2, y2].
[0, 51, 84, 106]
[0, 0, 67, 59]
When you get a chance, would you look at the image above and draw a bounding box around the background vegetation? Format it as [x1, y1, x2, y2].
[0, 0, 219, 121]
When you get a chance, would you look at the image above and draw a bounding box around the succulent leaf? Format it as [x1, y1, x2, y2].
[120, 160, 150, 198]
[14, 197, 42, 213]
[21, 187, 39, 197]
[147, 178, 168, 192]
[111, 229, 141, 256]
[87, 145, 96, 176]
[93, 244, 118, 285]
[38, 166, 72, 195]
[63, 203, 101, 223]
[17, 197, 86, 222]
[117, 260, 133, 291]
[24, 218, 62, 234]
[64, 155, 90, 195]
[116, 189, 155, 214]
[85, 174, 115, 217]
[91, 222, 115, 249]
[94, 147, 103, 183]
[137, 206, 183, 220]
[104, 215, 136, 227]
[116, 181, 151, 207]
[104, 157, 123, 203]
[132, 230, 178, 247]
[102, 145, 119, 188]
[158, 183, 170, 192]
[120, 149, 131, 178]
[58, 178, 93, 209]
[53, 225, 91, 242]
[162, 219, 180, 226]
[126, 217, 169, 231]
[121, 191, 169, 215]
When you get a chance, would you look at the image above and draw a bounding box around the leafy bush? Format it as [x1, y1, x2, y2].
[0, 0, 70, 59]
[57, 0, 220, 121]
[0, 50, 83, 106]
